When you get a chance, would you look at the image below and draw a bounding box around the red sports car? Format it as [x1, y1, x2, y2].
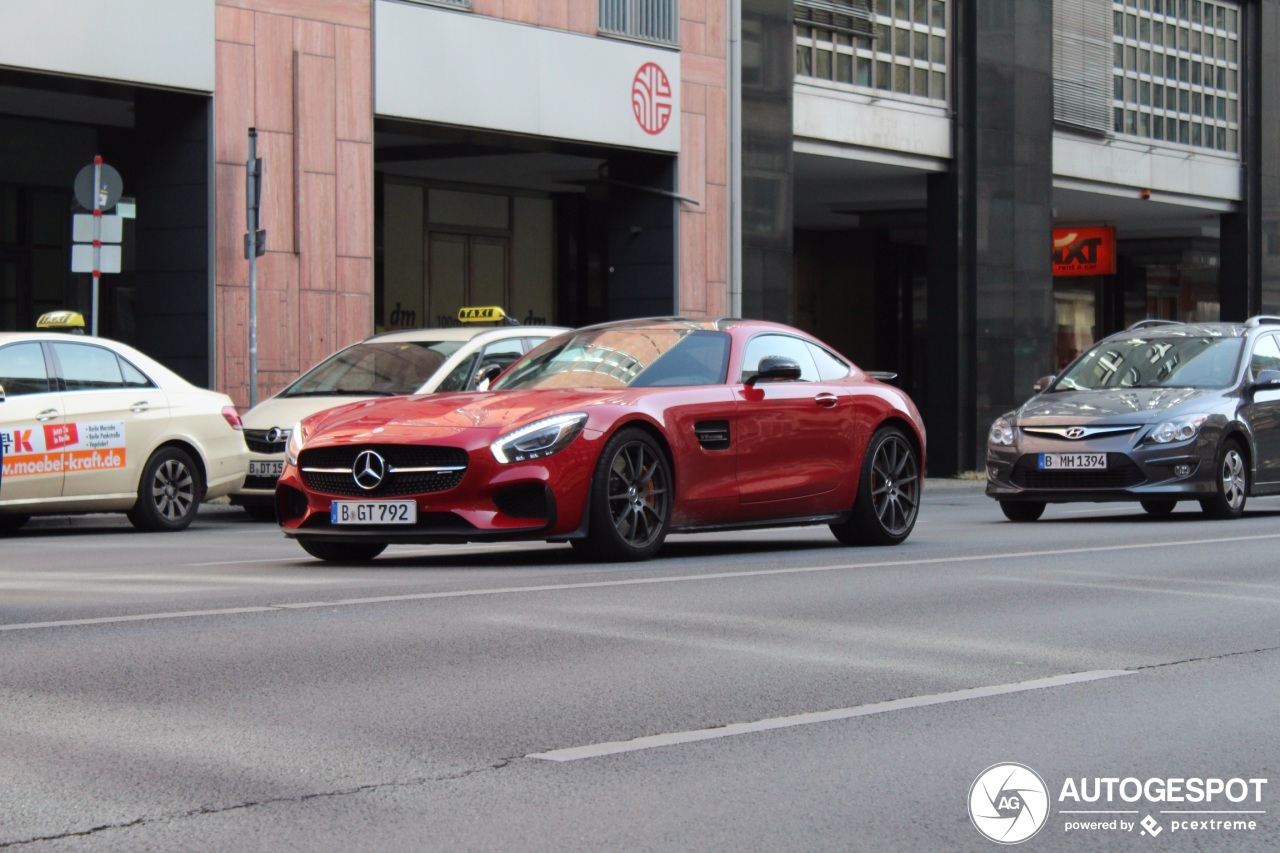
[276, 318, 926, 562]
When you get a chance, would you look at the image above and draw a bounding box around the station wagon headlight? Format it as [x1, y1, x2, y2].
[491, 413, 587, 464]
[989, 417, 1016, 446]
[285, 420, 306, 466]
[1148, 414, 1208, 444]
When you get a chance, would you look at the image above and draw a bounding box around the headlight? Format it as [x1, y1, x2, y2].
[285, 420, 306, 466]
[1148, 414, 1208, 444]
[491, 413, 587, 464]
[989, 417, 1016, 446]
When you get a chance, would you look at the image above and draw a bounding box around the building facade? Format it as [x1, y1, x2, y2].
[0, 0, 1276, 475]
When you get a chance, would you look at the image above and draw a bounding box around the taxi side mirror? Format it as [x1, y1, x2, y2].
[473, 363, 503, 391]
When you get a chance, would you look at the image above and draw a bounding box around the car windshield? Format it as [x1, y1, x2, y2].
[1053, 335, 1244, 390]
[281, 340, 463, 397]
[493, 327, 730, 390]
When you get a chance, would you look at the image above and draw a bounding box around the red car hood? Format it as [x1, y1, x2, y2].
[305, 388, 622, 444]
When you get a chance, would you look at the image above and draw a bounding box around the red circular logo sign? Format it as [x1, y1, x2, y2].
[632, 62, 673, 136]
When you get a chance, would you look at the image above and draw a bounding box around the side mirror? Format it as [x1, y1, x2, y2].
[0, 383, 6, 402]
[746, 356, 802, 386]
[473, 363, 503, 391]
[1253, 369, 1280, 389]
[1032, 374, 1056, 394]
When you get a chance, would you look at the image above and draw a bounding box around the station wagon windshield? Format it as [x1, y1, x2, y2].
[1054, 336, 1243, 391]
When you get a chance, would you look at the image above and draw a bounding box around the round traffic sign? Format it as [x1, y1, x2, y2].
[74, 161, 124, 212]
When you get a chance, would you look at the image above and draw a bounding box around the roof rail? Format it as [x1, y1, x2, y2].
[1245, 315, 1280, 328]
[1126, 318, 1184, 331]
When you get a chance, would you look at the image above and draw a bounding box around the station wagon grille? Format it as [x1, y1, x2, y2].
[299, 445, 468, 497]
[1011, 455, 1145, 490]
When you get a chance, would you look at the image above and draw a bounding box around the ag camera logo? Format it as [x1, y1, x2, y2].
[969, 763, 1050, 844]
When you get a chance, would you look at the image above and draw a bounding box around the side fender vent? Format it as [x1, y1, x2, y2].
[694, 420, 731, 450]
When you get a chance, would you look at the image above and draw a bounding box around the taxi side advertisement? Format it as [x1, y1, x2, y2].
[1, 421, 127, 478]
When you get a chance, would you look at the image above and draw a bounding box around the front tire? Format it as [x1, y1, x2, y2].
[576, 428, 672, 562]
[1200, 439, 1247, 519]
[1000, 501, 1046, 522]
[831, 426, 920, 546]
[0, 514, 32, 535]
[297, 538, 387, 563]
[1140, 500, 1177, 517]
[127, 447, 202, 532]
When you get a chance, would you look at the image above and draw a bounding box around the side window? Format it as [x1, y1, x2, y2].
[1250, 334, 1280, 378]
[52, 342, 126, 391]
[807, 342, 851, 381]
[477, 340, 526, 380]
[0, 342, 52, 397]
[740, 334, 820, 383]
[436, 354, 479, 393]
[119, 357, 156, 389]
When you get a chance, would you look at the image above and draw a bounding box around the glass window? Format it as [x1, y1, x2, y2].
[807, 343, 852, 381]
[53, 343, 125, 392]
[0, 342, 51, 397]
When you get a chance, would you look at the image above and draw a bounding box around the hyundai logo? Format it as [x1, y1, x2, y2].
[352, 450, 387, 491]
[1065, 427, 1087, 439]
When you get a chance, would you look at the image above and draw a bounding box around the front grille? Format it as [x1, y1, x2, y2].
[245, 428, 289, 454]
[298, 444, 468, 497]
[1011, 455, 1145, 490]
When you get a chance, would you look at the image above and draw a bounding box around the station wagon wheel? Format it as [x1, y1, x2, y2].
[577, 428, 671, 562]
[1140, 500, 1177, 517]
[831, 426, 920, 546]
[297, 538, 387, 563]
[1200, 438, 1247, 520]
[1000, 501, 1046, 522]
[127, 447, 202, 532]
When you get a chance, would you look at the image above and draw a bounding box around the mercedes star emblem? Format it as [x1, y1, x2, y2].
[352, 449, 387, 491]
[266, 426, 285, 444]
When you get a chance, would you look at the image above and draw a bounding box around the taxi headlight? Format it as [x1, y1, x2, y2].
[491, 413, 587, 464]
[285, 420, 306, 466]
[989, 417, 1016, 447]
[1148, 414, 1208, 444]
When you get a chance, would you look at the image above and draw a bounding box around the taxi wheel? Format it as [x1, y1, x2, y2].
[128, 447, 202, 532]
[297, 538, 387, 563]
[243, 504, 277, 522]
[578, 428, 671, 562]
[1000, 501, 1045, 522]
[1140, 500, 1177, 517]
[0, 514, 31, 535]
[832, 426, 920, 546]
[1200, 438, 1248, 520]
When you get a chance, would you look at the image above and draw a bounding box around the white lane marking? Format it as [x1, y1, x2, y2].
[5, 533, 1280, 632]
[527, 670, 1134, 762]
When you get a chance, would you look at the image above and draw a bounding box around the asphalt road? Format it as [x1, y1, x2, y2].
[1, 483, 1278, 851]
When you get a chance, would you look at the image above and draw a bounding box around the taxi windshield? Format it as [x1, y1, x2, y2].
[493, 327, 730, 390]
[1054, 335, 1244, 391]
[281, 340, 463, 397]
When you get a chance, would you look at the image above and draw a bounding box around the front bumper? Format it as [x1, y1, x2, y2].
[985, 429, 1219, 503]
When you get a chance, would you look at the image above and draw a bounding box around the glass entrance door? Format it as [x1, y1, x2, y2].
[427, 233, 509, 327]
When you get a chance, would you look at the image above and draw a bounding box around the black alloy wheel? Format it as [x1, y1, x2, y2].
[1000, 501, 1046, 522]
[297, 538, 388, 563]
[831, 426, 920, 546]
[576, 428, 672, 562]
[127, 447, 202, 532]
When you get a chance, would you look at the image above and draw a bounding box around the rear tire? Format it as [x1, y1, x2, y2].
[576, 428, 671, 562]
[127, 447, 202, 532]
[830, 426, 920, 546]
[1140, 500, 1177, 517]
[297, 538, 387, 563]
[0, 514, 31, 535]
[1200, 439, 1247, 519]
[1000, 501, 1045, 522]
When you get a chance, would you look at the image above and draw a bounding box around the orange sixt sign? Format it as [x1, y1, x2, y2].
[1053, 227, 1116, 276]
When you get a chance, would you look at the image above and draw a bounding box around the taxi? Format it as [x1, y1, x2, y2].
[0, 325, 248, 533]
[231, 308, 566, 519]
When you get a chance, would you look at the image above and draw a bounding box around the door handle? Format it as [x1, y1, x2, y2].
[815, 392, 838, 408]
[130, 401, 150, 413]
[36, 408, 59, 422]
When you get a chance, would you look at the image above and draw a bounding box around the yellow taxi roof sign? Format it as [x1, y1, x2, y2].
[457, 306, 518, 325]
[37, 310, 86, 329]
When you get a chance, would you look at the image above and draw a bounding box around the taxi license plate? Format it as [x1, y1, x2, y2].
[330, 500, 418, 525]
[249, 460, 284, 478]
[1039, 453, 1107, 470]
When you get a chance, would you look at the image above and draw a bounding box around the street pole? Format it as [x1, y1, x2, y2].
[247, 128, 260, 408]
[91, 156, 103, 336]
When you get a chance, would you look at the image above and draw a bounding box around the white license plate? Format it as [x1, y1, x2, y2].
[330, 500, 418, 525]
[1039, 453, 1107, 470]
[249, 460, 284, 478]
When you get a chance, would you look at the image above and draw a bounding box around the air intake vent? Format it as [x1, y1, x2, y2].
[694, 420, 731, 451]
